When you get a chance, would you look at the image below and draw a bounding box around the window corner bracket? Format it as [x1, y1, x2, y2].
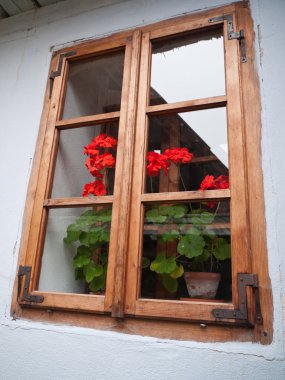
[49, 51, 76, 98]
[212, 273, 263, 325]
[209, 14, 246, 63]
[17, 265, 44, 304]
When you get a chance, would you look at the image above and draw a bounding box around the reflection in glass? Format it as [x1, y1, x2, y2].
[150, 28, 225, 105]
[140, 201, 231, 301]
[52, 123, 119, 198]
[145, 108, 228, 193]
[62, 50, 125, 119]
[38, 206, 112, 294]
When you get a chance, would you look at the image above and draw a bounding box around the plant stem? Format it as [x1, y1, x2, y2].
[179, 170, 192, 212]
[150, 177, 154, 194]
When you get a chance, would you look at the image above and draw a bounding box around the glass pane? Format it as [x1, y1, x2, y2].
[62, 50, 125, 119]
[52, 123, 118, 198]
[140, 200, 231, 301]
[150, 28, 225, 105]
[145, 108, 228, 193]
[38, 206, 112, 294]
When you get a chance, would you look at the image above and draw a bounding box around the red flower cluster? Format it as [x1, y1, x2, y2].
[147, 152, 170, 177]
[82, 180, 107, 197]
[82, 134, 117, 197]
[199, 175, 229, 191]
[146, 147, 193, 177]
[164, 147, 193, 164]
[199, 175, 229, 208]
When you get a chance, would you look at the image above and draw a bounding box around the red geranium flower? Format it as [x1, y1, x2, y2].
[199, 175, 229, 208]
[82, 180, 107, 197]
[83, 134, 117, 155]
[85, 153, 115, 177]
[164, 147, 193, 164]
[146, 151, 170, 177]
[199, 175, 215, 190]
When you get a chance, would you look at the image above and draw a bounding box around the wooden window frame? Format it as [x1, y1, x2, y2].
[12, 2, 273, 344]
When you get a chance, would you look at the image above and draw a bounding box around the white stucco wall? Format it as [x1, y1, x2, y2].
[0, 0, 285, 378]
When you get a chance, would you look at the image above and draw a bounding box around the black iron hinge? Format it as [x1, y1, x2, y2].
[17, 266, 44, 304]
[212, 273, 263, 324]
[209, 14, 246, 63]
[49, 51, 76, 98]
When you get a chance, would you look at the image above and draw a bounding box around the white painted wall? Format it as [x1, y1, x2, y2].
[0, 0, 285, 378]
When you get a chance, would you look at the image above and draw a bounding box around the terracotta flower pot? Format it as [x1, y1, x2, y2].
[184, 272, 221, 299]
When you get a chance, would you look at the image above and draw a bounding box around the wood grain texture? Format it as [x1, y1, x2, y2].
[13, 2, 272, 343]
[55, 112, 120, 129]
[146, 96, 227, 116]
[44, 196, 114, 207]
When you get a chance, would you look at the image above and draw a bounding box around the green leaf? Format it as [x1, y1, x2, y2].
[214, 238, 231, 260]
[83, 262, 103, 283]
[161, 229, 180, 242]
[170, 264, 184, 279]
[89, 276, 104, 293]
[96, 207, 112, 223]
[190, 211, 215, 225]
[73, 246, 91, 268]
[150, 252, 177, 274]
[64, 223, 82, 244]
[195, 249, 210, 262]
[160, 204, 187, 219]
[99, 228, 110, 243]
[75, 268, 85, 280]
[177, 231, 205, 258]
[99, 252, 109, 265]
[145, 208, 167, 224]
[142, 257, 150, 269]
[79, 228, 101, 245]
[161, 274, 178, 293]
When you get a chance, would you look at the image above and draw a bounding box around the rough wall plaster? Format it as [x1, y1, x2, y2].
[0, 0, 285, 378]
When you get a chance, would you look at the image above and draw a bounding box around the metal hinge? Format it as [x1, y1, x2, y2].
[212, 273, 263, 324]
[49, 51, 76, 98]
[17, 266, 44, 304]
[209, 14, 246, 63]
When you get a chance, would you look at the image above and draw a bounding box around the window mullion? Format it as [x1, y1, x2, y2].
[104, 31, 142, 316]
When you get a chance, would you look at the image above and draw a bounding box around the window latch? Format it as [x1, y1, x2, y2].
[17, 266, 44, 304]
[209, 14, 246, 63]
[49, 51, 76, 98]
[212, 273, 263, 325]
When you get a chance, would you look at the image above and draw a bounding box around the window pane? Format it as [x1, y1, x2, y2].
[150, 28, 225, 105]
[62, 50, 125, 119]
[38, 206, 112, 294]
[145, 108, 228, 193]
[140, 200, 231, 301]
[52, 123, 119, 198]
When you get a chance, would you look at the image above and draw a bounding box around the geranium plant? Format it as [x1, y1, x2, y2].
[144, 147, 231, 294]
[64, 133, 117, 293]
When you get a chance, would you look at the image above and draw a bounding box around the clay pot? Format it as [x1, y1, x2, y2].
[184, 272, 221, 299]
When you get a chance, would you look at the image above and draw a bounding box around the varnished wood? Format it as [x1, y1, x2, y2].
[55, 112, 120, 129]
[13, 3, 272, 344]
[146, 96, 227, 116]
[44, 196, 114, 207]
[16, 307, 253, 343]
[235, 3, 272, 344]
[141, 189, 230, 203]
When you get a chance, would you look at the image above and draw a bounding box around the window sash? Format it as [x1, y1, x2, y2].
[16, 6, 270, 336]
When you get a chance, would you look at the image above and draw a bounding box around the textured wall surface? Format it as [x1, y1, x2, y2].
[0, 0, 285, 378]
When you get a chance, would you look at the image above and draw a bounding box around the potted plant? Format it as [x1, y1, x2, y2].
[144, 147, 231, 299]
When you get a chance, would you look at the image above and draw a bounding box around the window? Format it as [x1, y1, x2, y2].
[14, 3, 272, 343]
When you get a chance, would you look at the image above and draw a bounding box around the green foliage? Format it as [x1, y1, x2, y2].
[177, 229, 205, 258]
[64, 207, 112, 293]
[145, 204, 231, 293]
[213, 238, 231, 260]
[161, 274, 178, 293]
[145, 208, 167, 224]
[150, 252, 177, 274]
